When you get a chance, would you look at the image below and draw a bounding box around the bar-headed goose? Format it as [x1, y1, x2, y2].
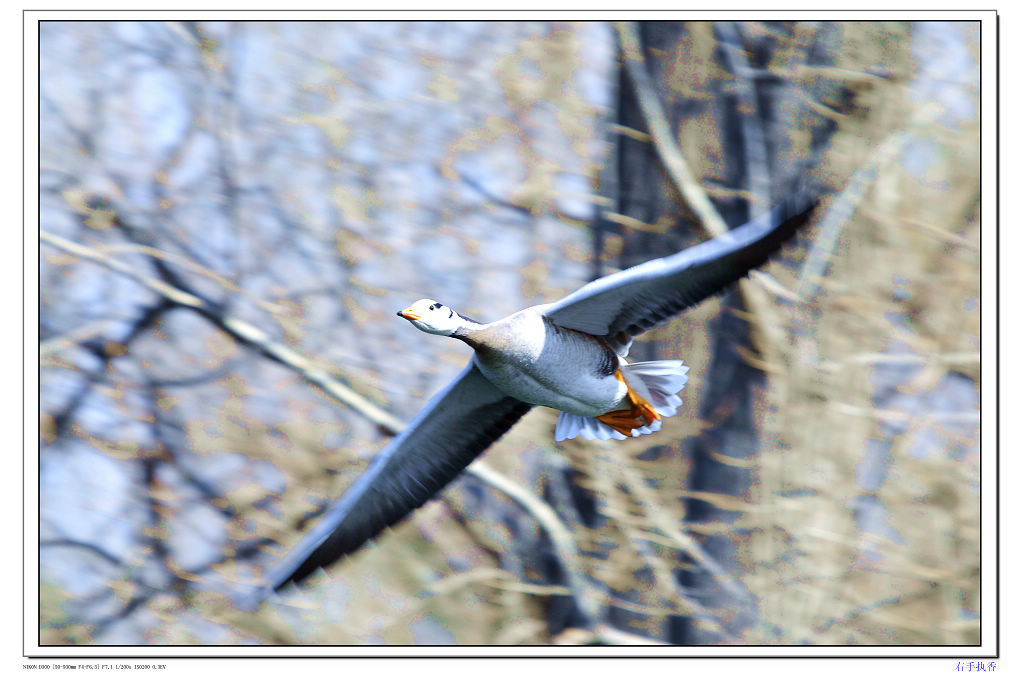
[244, 187, 817, 604]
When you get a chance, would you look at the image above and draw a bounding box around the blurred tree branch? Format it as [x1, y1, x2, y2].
[41, 223, 602, 628]
[613, 21, 804, 376]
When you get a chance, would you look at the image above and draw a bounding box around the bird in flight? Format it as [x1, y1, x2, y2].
[241, 186, 817, 607]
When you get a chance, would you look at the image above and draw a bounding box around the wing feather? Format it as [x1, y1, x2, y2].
[251, 361, 530, 600]
[541, 188, 817, 337]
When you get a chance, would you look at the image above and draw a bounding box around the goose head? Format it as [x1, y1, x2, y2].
[397, 299, 467, 336]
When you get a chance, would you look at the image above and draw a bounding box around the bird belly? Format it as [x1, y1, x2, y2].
[474, 348, 627, 417]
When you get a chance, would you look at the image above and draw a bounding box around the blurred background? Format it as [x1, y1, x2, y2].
[38, 21, 981, 646]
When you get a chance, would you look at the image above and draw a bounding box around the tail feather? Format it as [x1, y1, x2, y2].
[555, 413, 626, 441]
[554, 360, 689, 442]
[620, 360, 689, 417]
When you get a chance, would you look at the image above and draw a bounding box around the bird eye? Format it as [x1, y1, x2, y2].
[428, 304, 435, 311]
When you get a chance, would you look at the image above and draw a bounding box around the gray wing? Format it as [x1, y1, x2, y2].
[244, 361, 530, 605]
[540, 188, 817, 337]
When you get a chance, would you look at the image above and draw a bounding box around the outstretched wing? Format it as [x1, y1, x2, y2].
[540, 188, 817, 337]
[246, 361, 530, 604]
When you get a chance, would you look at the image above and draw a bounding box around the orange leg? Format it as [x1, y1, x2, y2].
[596, 370, 661, 436]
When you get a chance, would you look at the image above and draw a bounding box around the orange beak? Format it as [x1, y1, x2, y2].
[397, 307, 421, 322]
